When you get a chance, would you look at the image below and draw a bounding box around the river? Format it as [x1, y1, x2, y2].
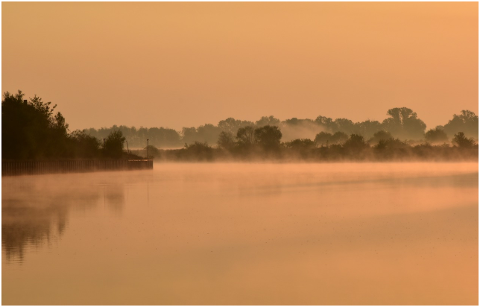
[2, 162, 478, 304]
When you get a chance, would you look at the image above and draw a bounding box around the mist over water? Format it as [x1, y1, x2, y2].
[2, 162, 478, 304]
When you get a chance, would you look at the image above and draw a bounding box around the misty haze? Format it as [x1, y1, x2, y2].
[2, 2, 478, 306]
[2, 163, 478, 304]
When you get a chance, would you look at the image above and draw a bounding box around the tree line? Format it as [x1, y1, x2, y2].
[2, 90, 478, 161]
[86, 108, 478, 148]
[2, 91, 137, 160]
[136, 121, 477, 161]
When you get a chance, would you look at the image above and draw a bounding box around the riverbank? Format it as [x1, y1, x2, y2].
[2, 159, 153, 176]
[136, 144, 478, 162]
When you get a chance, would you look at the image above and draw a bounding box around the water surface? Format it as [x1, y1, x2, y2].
[2, 162, 478, 304]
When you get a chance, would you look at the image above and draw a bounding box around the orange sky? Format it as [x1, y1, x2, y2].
[2, 2, 478, 131]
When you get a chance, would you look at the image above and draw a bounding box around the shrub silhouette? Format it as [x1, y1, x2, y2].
[314, 131, 348, 146]
[452, 132, 476, 148]
[236, 126, 256, 150]
[69, 130, 101, 158]
[254, 125, 282, 151]
[343, 134, 368, 150]
[179, 142, 213, 161]
[2, 91, 70, 159]
[217, 131, 236, 151]
[103, 130, 126, 159]
[425, 128, 448, 144]
[369, 130, 392, 145]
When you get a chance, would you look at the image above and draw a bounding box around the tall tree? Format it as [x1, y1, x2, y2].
[103, 130, 126, 158]
[442, 110, 478, 139]
[2, 91, 69, 159]
[254, 125, 282, 151]
[382, 107, 426, 140]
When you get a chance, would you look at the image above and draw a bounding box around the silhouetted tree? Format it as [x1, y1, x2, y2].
[179, 142, 214, 161]
[369, 130, 393, 145]
[145, 127, 182, 148]
[217, 131, 236, 151]
[2, 91, 69, 159]
[314, 131, 347, 146]
[254, 125, 282, 151]
[285, 138, 315, 149]
[181, 127, 197, 145]
[283, 118, 315, 126]
[442, 110, 478, 139]
[382, 107, 426, 140]
[255, 116, 280, 127]
[331, 131, 349, 145]
[196, 124, 221, 144]
[425, 128, 448, 144]
[218, 118, 254, 135]
[374, 138, 410, 160]
[236, 126, 256, 148]
[69, 130, 101, 158]
[334, 118, 356, 135]
[285, 138, 315, 159]
[287, 139, 313, 150]
[315, 115, 337, 132]
[314, 132, 332, 146]
[103, 130, 126, 158]
[355, 120, 383, 139]
[452, 132, 476, 148]
[343, 134, 369, 154]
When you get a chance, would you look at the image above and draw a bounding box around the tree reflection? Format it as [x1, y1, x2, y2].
[2, 178, 124, 262]
[104, 184, 125, 214]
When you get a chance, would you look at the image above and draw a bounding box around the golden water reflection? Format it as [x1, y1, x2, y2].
[2, 176, 125, 262]
[2, 163, 478, 305]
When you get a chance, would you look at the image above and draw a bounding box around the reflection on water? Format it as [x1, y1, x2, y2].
[2, 176, 125, 262]
[2, 163, 478, 305]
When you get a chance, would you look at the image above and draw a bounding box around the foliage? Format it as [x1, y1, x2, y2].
[255, 116, 280, 127]
[425, 128, 448, 144]
[382, 107, 426, 140]
[254, 125, 282, 151]
[374, 138, 410, 160]
[4, 90, 478, 163]
[178, 142, 214, 161]
[2, 91, 69, 159]
[369, 130, 393, 145]
[452, 132, 476, 148]
[236, 126, 256, 148]
[285, 138, 315, 150]
[343, 134, 369, 152]
[217, 131, 236, 151]
[69, 130, 101, 158]
[442, 110, 478, 139]
[103, 130, 126, 158]
[218, 118, 255, 135]
[83, 108, 478, 148]
[314, 131, 348, 146]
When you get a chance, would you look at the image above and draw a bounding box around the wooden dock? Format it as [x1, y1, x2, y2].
[2, 159, 153, 176]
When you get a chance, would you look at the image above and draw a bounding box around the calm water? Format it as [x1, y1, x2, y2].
[2, 162, 478, 305]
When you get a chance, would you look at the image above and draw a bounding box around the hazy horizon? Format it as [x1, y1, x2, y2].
[2, 3, 478, 305]
[74, 109, 473, 132]
[2, 2, 477, 131]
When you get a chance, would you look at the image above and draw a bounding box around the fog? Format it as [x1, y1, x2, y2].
[2, 162, 477, 304]
[83, 108, 478, 150]
[280, 120, 324, 142]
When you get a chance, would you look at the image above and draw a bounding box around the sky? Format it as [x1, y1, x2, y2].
[2, 2, 478, 131]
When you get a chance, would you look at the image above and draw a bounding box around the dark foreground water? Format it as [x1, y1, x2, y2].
[2, 163, 478, 304]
